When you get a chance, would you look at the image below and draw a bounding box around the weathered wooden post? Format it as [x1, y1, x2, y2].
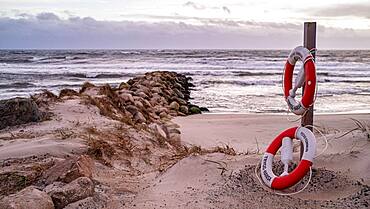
[301, 22, 316, 158]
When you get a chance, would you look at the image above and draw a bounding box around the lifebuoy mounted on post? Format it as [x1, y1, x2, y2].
[284, 46, 316, 115]
[260, 127, 316, 190]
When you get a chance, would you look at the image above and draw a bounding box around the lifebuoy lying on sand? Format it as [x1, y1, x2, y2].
[284, 46, 316, 115]
[260, 127, 316, 190]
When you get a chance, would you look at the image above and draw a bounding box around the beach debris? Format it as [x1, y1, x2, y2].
[0, 186, 54, 209]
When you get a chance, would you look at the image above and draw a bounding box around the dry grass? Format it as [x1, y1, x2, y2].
[208, 144, 237, 156]
[79, 82, 96, 94]
[56, 128, 74, 140]
[87, 137, 115, 166]
[81, 87, 135, 126]
[59, 88, 79, 98]
[114, 133, 135, 157]
[336, 118, 370, 140]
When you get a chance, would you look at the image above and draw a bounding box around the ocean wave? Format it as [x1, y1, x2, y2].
[198, 80, 277, 86]
[0, 82, 36, 89]
[0, 72, 138, 79]
[322, 79, 370, 83]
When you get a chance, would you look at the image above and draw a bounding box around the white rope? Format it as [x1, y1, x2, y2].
[304, 124, 329, 158]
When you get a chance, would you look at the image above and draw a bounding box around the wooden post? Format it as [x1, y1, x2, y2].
[300, 22, 316, 158]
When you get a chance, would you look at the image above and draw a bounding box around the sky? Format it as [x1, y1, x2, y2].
[0, 0, 369, 49]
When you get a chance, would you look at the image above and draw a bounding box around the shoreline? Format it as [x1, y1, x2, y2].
[198, 111, 370, 115]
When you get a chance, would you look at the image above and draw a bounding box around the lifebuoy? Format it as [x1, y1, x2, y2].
[260, 127, 316, 190]
[284, 46, 316, 115]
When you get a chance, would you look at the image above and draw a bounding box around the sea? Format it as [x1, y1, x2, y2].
[0, 49, 369, 114]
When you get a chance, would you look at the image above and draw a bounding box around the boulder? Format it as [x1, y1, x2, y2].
[0, 186, 54, 209]
[176, 98, 187, 106]
[169, 101, 180, 111]
[119, 93, 134, 103]
[41, 155, 94, 185]
[179, 105, 189, 114]
[200, 107, 210, 112]
[173, 88, 184, 99]
[134, 100, 144, 109]
[149, 123, 167, 139]
[125, 105, 138, 115]
[189, 106, 202, 115]
[47, 177, 94, 209]
[118, 82, 129, 89]
[159, 111, 167, 119]
[134, 112, 146, 123]
[0, 97, 43, 130]
[137, 92, 148, 99]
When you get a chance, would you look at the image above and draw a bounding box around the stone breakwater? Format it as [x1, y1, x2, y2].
[0, 71, 211, 209]
[82, 70, 207, 124]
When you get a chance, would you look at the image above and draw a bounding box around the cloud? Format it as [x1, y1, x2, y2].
[304, 3, 370, 19]
[36, 12, 60, 21]
[222, 6, 231, 14]
[183, 1, 206, 10]
[0, 12, 369, 49]
[183, 1, 231, 14]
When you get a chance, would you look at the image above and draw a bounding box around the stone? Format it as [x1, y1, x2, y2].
[125, 105, 138, 115]
[173, 88, 184, 99]
[0, 97, 43, 130]
[169, 110, 178, 116]
[42, 155, 94, 185]
[189, 106, 202, 114]
[151, 87, 161, 94]
[177, 112, 186, 116]
[141, 99, 152, 108]
[199, 107, 210, 112]
[169, 101, 180, 111]
[159, 111, 167, 119]
[169, 133, 181, 142]
[179, 105, 189, 114]
[0, 186, 54, 209]
[48, 177, 94, 209]
[137, 91, 149, 99]
[149, 112, 160, 120]
[134, 100, 144, 110]
[134, 112, 146, 123]
[120, 93, 134, 103]
[176, 98, 187, 106]
[118, 82, 129, 89]
[169, 128, 181, 134]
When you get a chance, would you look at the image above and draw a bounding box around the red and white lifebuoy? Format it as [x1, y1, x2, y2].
[260, 127, 316, 190]
[284, 46, 316, 115]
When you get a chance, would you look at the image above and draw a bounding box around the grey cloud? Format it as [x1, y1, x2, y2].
[305, 3, 370, 19]
[183, 1, 231, 14]
[183, 1, 206, 10]
[0, 13, 369, 49]
[222, 6, 231, 14]
[36, 12, 60, 21]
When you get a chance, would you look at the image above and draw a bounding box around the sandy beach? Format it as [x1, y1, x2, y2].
[127, 113, 370, 208]
[0, 72, 369, 209]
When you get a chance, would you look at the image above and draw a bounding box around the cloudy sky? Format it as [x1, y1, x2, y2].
[0, 0, 369, 49]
